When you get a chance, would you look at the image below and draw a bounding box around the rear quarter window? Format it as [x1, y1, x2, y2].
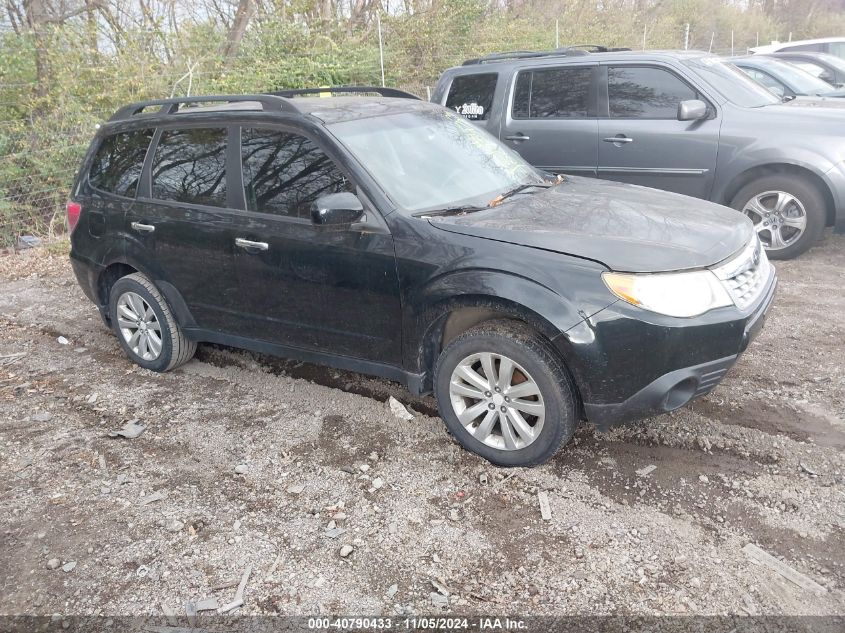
[88, 129, 153, 198]
[445, 73, 498, 121]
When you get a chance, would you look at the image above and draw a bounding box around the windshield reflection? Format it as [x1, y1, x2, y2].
[329, 109, 544, 212]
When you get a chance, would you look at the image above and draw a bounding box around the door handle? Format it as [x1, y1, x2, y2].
[130, 221, 155, 233]
[603, 136, 634, 144]
[505, 134, 530, 142]
[235, 238, 269, 252]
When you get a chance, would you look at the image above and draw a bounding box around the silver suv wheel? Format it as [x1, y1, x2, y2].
[116, 290, 163, 361]
[448, 351, 545, 451]
[741, 190, 807, 251]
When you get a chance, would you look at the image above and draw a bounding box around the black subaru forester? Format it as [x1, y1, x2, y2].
[68, 88, 777, 466]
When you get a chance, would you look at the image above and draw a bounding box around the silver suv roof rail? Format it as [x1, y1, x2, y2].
[108, 94, 298, 122]
[267, 86, 420, 100]
[462, 45, 632, 65]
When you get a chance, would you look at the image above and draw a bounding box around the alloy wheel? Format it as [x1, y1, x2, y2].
[116, 291, 163, 361]
[448, 352, 545, 451]
[741, 190, 807, 251]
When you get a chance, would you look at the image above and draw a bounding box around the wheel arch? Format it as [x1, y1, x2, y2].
[722, 162, 836, 227]
[415, 295, 580, 401]
[96, 256, 196, 328]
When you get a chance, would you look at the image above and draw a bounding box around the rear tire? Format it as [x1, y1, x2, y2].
[730, 174, 826, 260]
[108, 273, 196, 372]
[434, 319, 578, 467]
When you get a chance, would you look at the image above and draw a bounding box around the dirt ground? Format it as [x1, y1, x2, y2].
[0, 233, 843, 620]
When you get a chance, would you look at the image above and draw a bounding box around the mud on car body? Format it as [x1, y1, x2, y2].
[68, 89, 776, 466]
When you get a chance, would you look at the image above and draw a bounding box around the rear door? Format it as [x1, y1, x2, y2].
[596, 64, 720, 199]
[129, 125, 241, 332]
[228, 126, 402, 364]
[499, 64, 599, 177]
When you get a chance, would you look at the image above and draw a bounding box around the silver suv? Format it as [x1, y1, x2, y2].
[432, 49, 845, 259]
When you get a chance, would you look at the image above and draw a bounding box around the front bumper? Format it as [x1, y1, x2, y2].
[576, 273, 777, 430]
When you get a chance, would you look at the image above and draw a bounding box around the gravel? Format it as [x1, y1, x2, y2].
[0, 235, 844, 616]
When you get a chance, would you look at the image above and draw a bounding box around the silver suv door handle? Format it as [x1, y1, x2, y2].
[603, 136, 634, 144]
[130, 222, 155, 233]
[235, 238, 269, 251]
[505, 134, 530, 141]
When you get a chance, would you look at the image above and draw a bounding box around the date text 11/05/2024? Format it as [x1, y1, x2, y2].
[307, 617, 527, 630]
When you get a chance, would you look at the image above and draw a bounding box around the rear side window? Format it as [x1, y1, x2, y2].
[152, 127, 227, 207]
[241, 128, 352, 219]
[88, 129, 153, 198]
[608, 66, 698, 119]
[512, 67, 592, 118]
[445, 73, 497, 121]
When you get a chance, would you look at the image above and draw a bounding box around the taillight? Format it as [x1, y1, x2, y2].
[67, 201, 82, 233]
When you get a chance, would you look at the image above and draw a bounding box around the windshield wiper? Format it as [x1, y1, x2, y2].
[488, 180, 557, 207]
[413, 205, 487, 218]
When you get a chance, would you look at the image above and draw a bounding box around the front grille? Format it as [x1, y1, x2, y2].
[711, 237, 772, 311]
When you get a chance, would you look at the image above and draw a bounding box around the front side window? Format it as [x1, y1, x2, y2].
[241, 128, 352, 218]
[330, 109, 543, 213]
[608, 66, 698, 118]
[445, 73, 498, 121]
[512, 67, 592, 118]
[152, 127, 227, 207]
[89, 129, 153, 197]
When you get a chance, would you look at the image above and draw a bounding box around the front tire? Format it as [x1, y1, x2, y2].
[108, 273, 196, 372]
[730, 174, 827, 260]
[434, 320, 578, 467]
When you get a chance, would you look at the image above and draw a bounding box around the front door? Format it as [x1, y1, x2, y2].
[499, 64, 599, 177]
[597, 64, 720, 199]
[229, 126, 402, 364]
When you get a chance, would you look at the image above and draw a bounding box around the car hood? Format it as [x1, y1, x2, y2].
[427, 176, 753, 273]
[776, 96, 845, 111]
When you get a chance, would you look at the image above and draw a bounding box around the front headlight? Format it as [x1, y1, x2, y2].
[602, 270, 733, 318]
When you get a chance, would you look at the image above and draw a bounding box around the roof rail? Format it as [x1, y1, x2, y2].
[462, 45, 631, 65]
[108, 94, 298, 122]
[267, 86, 420, 100]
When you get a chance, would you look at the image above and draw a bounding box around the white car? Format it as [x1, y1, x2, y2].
[750, 37, 845, 59]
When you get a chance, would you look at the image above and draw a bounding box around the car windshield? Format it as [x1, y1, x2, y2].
[329, 108, 544, 212]
[812, 53, 845, 74]
[683, 57, 781, 107]
[740, 59, 836, 94]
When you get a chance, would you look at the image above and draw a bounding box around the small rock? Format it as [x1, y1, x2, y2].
[448, 509, 460, 521]
[57, 336, 69, 345]
[46, 558, 61, 570]
[372, 478, 384, 490]
[32, 411, 53, 423]
[287, 484, 305, 495]
[698, 475, 709, 483]
[339, 545, 354, 558]
[87, 393, 98, 404]
[359, 464, 370, 473]
[234, 464, 248, 475]
[166, 520, 184, 533]
[386, 583, 398, 598]
[388, 396, 414, 421]
[636, 464, 657, 477]
[62, 561, 76, 573]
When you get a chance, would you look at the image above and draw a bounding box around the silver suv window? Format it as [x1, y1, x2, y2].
[445, 73, 498, 121]
[608, 66, 697, 119]
[512, 67, 592, 118]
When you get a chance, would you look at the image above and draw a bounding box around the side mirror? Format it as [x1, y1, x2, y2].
[311, 192, 364, 226]
[677, 99, 708, 121]
[818, 71, 835, 85]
